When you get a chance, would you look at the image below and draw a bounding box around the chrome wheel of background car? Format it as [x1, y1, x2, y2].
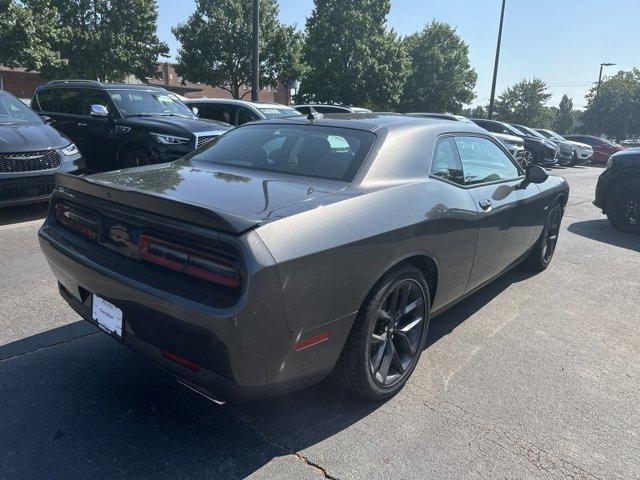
[606, 181, 640, 233]
[520, 149, 534, 168]
[542, 204, 562, 263]
[369, 279, 426, 387]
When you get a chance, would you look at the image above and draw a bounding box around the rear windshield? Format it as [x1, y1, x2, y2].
[256, 106, 302, 119]
[188, 124, 376, 182]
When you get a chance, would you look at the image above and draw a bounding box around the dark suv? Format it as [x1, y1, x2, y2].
[31, 81, 232, 172]
[0, 89, 84, 206]
[472, 119, 559, 167]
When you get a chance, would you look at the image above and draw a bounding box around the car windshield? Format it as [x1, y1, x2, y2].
[0, 93, 42, 125]
[109, 90, 195, 118]
[502, 123, 527, 136]
[546, 130, 565, 141]
[515, 125, 545, 138]
[187, 124, 376, 182]
[256, 106, 302, 119]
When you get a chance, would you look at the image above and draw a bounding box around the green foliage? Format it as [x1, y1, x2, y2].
[173, 0, 303, 99]
[552, 94, 573, 134]
[24, 0, 168, 81]
[581, 68, 640, 140]
[400, 21, 476, 113]
[297, 0, 409, 110]
[461, 105, 487, 119]
[494, 78, 551, 127]
[0, 0, 64, 71]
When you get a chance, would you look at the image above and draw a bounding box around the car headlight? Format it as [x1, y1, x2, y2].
[151, 133, 190, 145]
[61, 143, 79, 156]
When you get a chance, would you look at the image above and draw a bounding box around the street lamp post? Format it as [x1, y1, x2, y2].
[251, 0, 260, 102]
[488, 0, 506, 119]
[593, 62, 615, 134]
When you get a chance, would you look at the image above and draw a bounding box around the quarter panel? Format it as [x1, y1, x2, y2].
[255, 181, 479, 333]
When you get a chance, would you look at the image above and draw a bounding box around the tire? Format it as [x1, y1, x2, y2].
[605, 180, 640, 234]
[524, 200, 563, 272]
[120, 148, 152, 169]
[522, 148, 536, 167]
[332, 264, 430, 400]
[570, 150, 578, 166]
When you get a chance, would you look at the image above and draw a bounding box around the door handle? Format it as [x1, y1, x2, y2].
[77, 122, 88, 127]
[479, 199, 492, 210]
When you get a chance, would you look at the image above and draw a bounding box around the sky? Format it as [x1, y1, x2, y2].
[156, 0, 640, 109]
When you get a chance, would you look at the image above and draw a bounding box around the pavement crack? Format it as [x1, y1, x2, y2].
[0, 331, 101, 362]
[228, 405, 339, 479]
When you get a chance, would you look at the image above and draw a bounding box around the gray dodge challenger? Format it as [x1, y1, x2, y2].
[39, 114, 569, 402]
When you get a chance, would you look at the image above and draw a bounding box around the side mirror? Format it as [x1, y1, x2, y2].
[90, 104, 109, 118]
[41, 115, 53, 124]
[525, 165, 548, 184]
[191, 106, 199, 116]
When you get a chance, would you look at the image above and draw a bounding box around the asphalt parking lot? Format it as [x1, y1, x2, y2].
[1, 166, 638, 480]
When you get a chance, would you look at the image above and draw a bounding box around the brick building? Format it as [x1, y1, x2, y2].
[0, 62, 292, 105]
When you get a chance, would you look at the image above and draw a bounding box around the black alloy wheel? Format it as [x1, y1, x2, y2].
[369, 279, 426, 387]
[333, 265, 430, 400]
[122, 149, 152, 169]
[525, 200, 563, 272]
[605, 180, 640, 234]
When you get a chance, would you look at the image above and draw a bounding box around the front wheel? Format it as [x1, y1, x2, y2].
[521, 148, 535, 168]
[120, 149, 152, 169]
[524, 200, 563, 272]
[332, 265, 430, 400]
[605, 180, 640, 234]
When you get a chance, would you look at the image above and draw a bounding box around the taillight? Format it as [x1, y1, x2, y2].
[54, 203, 99, 241]
[138, 235, 240, 287]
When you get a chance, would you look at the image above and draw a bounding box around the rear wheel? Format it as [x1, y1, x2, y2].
[521, 148, 535, 168]
[525, 200, 563, 272]
[332, 265, 430, 400]
[605, 180, 640, 234]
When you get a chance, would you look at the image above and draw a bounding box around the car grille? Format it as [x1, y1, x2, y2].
[0, 150, 61, 173]
[0, 176, 55, 201]
[196, 135, 217, 149]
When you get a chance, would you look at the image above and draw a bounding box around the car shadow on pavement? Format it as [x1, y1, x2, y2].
[567, 219, 640, 253]
[0, 203, 48, 227]
[0, 265, 535, 480]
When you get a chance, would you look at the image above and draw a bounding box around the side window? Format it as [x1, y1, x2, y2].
[203, 104, 236, 125]
[79, 90, 111, 116]
[454, 136, 520, 186]
[237, 107, 258, 125]
[296, 106, 310, 115]
[35, 89, 57, 112]
[430, 137, 464, 185]
[57, 89, 82, 115]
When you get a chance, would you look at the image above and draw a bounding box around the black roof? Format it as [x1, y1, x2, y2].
[36, 80, 169, 92]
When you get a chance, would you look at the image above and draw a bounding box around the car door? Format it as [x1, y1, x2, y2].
[454, 135, 540, 290]
[48, 88, 83, 149]
[77, 89, 120, 172]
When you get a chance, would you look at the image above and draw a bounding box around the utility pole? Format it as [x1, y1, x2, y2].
[488, 0, 506, 119]
[251, 0, 260, 102]
[594, 62, 615, 134]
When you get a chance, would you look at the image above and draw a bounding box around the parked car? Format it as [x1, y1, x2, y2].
[294, 104, 373, 114]
[184, 98, 302, 126]
[518, 126, 574, 166]
[536, 129, 593, 165]
[0, 89, 84, 207]
[31, 80, 232, 172]
[593, 149, 640, 233]
[39, 115, 568, 402]
[471, 119, 558, 167]
[563, 135, 624, 165]
[621, 139, 640, 148]
[406, 113, 525, 161]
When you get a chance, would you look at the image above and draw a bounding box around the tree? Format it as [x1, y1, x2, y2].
[581, 68, 640, 140]
[25, 0, 168, 81]
[494, 78, 551, 126]
[461, 105, 487, 119]
[297, 0, 409, 110]
[173, 0, 303, 99]
[0, 0, 64, 71]
[399, 21, 476, 113]
[553, 95, 574, 134]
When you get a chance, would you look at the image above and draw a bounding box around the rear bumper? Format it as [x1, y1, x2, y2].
[38, 224, 350, 402]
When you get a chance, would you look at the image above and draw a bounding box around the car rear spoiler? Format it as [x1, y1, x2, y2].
[53, 173, 261, 235]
